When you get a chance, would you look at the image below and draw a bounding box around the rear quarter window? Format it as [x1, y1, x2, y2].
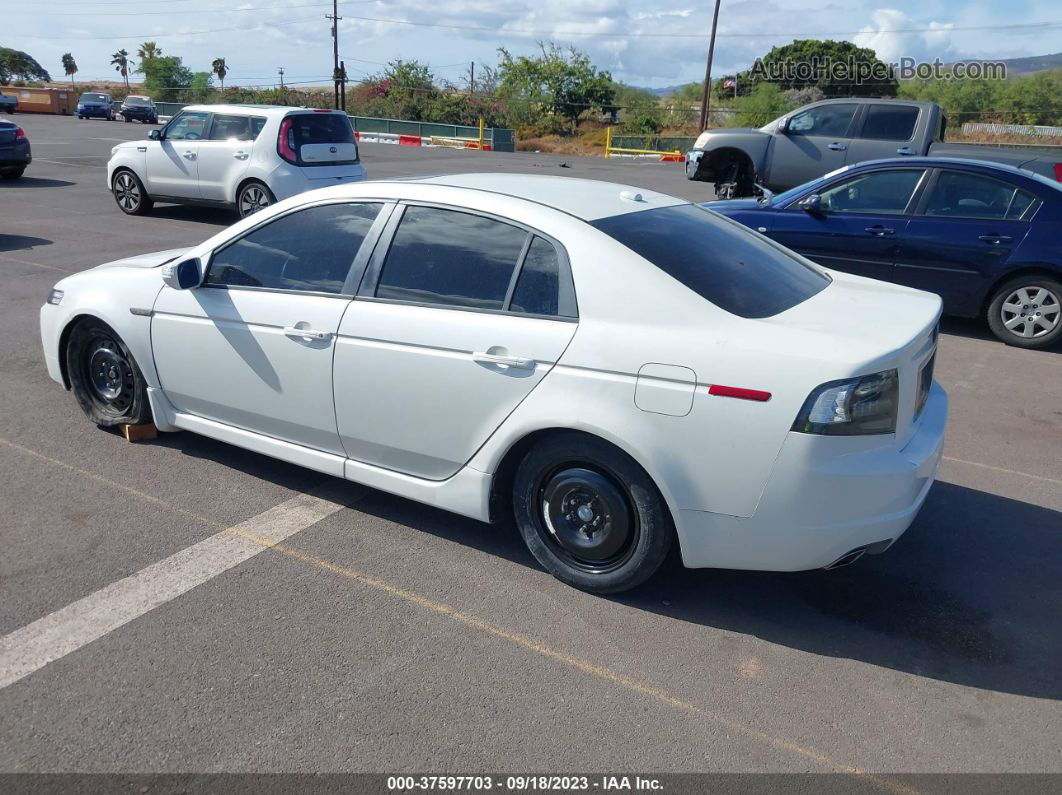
[590, 205, 830, 319]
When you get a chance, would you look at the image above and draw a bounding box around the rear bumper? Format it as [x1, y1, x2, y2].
[267, 162, 367, 201]
[0, 144, 30, 167]
[675, 382, 947, 571]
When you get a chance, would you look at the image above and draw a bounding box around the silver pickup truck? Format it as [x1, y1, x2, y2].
[687, 98, 1062, 198]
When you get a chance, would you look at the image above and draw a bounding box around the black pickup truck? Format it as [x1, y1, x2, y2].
[687, 98, 1062, 198]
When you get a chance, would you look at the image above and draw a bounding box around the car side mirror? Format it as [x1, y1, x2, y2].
[161, 258, 202, 290]
[799, 194, 824, 214]
[779, 117, 791, 134]
[149, 129, 161, 140]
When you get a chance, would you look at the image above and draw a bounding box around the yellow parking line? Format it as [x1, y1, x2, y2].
[942, 456, 1062, 487]
[0, 434, 910, 790]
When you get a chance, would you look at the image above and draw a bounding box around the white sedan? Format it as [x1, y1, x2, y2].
[39, 174, 947, 593]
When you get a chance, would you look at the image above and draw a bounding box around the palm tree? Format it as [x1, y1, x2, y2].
[211, 57, 228, 92]
[61, 53, 77, 87]
[137, 41, 161, 65]
[111, 49, 131, 91]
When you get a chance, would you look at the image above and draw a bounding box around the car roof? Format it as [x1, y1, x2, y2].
[847, 156, 1062, 188]
[180, 104, 345, 115]
[405, 173, 687, 220]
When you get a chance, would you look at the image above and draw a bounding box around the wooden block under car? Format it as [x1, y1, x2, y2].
[120, 422, 158, 442]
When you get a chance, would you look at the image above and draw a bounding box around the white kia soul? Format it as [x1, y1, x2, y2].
[107, 104, 366, 219]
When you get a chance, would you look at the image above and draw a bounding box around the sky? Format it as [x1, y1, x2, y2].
[9, 0, 1062, 90]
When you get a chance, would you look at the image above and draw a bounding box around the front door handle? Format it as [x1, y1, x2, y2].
[283, 326, 330, 341]
[182, 150, 196, 160]
[233, 151, 249, 160]
[865, 225, 895, 236]
[896, 147, 915, 155]
[978, 234, 1012, 244]
[472, 351, 535, 370]
[827, 142, 847, 151]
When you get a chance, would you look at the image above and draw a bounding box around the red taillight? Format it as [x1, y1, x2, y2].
[1054, 163, 1062, 182]
[277, 118, 297, 164]
[708, 384, 772, 402]
[14, 127, 26, 139]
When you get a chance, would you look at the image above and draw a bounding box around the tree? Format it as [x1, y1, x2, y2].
[0, 47, 51, 85]
[496, 42, 615, 134]
[746, 39, 898, 98]
[137, 41, 161, 67]
[725, 83, 792, 128]
[61, 53, 78, 87]
[189, 71, 214, 102]
[211, 57, 228, 91]
[140, 55, 193, 102]
[111, 49, 131, 91]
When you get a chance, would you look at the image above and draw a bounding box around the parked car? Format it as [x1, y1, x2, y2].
[40, 175, 946, 593]
[77, 92, 115, 120]
[119, 95, 158, 124]
[107, 104, 366, 219]
[0, 92, 18, 113]
[709, 157, 1062, 349]
[687, 98, 1062, 198]
[0, 119, 31, 179]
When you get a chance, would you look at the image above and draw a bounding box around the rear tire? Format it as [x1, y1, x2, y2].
[986, 276, 1062, 349]
[1, 168, 25, 180]
[513, 433, 673, 594]
[237, 180, 275, 218]
[66, 318, 152, 427]
[112, 169, 153, 215]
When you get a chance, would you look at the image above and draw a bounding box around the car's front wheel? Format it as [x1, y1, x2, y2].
[66, 318, 152, 427]
[237, 180, 275, 218]
[986, 276, 1062, 349]
[1, 168, 25, 180]
[513, 433, 673, 593]
[112, 169, 153, 216]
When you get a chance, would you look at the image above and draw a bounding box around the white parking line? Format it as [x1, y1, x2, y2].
[0, 492, 345, 690]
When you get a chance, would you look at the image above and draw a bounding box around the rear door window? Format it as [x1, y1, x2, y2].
[859, 105, 920, 141]
[591, 204, 830, 319]
[375, 206, 528, 310]
[922, 171, 1038, 220]
[208, 114, 256, 141]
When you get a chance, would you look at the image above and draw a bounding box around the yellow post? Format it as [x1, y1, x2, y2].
[605, 125, 613, 158]
[478, 117, 485, 150]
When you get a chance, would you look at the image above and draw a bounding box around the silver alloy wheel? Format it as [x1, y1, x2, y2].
[999, 286, 1061, 339]
[113, 172, 140, 212]
[239, 185, 270, 217]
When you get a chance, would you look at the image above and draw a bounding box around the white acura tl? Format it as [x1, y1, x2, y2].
[40, 175, 947, 593]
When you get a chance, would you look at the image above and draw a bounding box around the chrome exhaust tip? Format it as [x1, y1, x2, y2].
[825, 547, 867, 570]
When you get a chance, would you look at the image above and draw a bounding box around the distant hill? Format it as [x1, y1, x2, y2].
[985, 52, 1062, 75]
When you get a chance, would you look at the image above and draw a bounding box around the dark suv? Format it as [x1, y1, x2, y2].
[119, 95, 158, 124]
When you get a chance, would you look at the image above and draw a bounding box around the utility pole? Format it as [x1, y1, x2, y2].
[470, 61, 475, 96]
[327, 0, 342, 110]
[278, 66, 285, 88]
[698, 0, 722, 131]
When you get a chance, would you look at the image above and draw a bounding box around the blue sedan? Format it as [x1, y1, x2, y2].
[709, 157, 1062, 349]
[0, 119, 30, 180]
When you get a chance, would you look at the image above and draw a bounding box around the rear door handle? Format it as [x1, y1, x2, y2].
[979, 234, 1012, 244]
[233, 151, 249, 160]
[182, 150, 196, 160]
[896, 147, 915, 155]
[827, 142, 847, 151]
[283, 326, 330, 341]
[472, 351, 535, 369]
[865, 226, 895, 236]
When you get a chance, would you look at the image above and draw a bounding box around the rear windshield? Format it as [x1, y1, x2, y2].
[590, 204, 830, 319]
[80, 94, 108, 102]
[288, 113, 355, 145]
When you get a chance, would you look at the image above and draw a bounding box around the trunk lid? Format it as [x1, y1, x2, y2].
[0, 125, 17, 145]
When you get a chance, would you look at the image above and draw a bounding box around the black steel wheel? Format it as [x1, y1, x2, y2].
[66, 318, 152, 427]
[514, 432, 672, 593]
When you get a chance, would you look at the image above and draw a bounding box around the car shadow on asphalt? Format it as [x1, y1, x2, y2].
[0, 177, 75, 189]
[0, 234, 53, 252]
[152, 431, 1062, 702]
[146, 205, 236, 226]
[941, 316, 1062, 354]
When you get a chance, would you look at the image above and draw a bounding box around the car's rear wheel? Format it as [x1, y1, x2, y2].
[986, 276, 1062, 349]
[237, 180, 275, 218]
[124, 115, 130, 123]
[513, 433, 673, 593]
[112, 169, 153, 215]
[66, 318, 152, 427]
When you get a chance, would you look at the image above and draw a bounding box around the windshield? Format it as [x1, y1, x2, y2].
[79, 93, 108, 103]
[124, 97, 150, 106]
[591, 204, 830, 319]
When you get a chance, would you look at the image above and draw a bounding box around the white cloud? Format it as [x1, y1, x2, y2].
[853, 8, 955, 64]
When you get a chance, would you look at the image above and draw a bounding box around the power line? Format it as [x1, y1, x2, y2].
[18, 16, 323, 39]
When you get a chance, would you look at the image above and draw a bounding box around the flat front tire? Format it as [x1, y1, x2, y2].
[112, 169, 153, 215]
[66, 318, 152, 427]
[513, 433, 673, 594]
[986, 276, 1062, 349]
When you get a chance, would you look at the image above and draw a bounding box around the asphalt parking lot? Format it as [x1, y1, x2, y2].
[1, 113, 1060, 778]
